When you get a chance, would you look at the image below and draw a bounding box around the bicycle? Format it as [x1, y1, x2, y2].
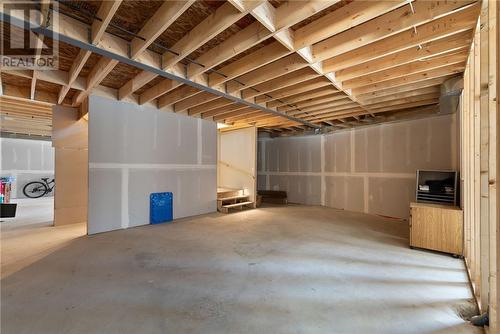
[23, 178, 55, 198]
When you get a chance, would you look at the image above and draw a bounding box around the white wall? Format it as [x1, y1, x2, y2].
[88, 95, 217, 234]
[0, 138, 54, 199]
[258, 114, 458, 218]
[218, 127, 257, 201]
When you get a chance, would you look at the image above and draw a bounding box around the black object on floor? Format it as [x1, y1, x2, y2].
[471, 310, 489, 327]
[0, 203, 17, 218]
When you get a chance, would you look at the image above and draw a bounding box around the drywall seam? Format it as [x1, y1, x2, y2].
[197, 119, 202, 165]
[121, 168, 129, 229]
[350, 129, 355, 173]
[89, 163, 216, 170]
[1, 169, 54, 174]
[258, 171, 415, 178]
[321, 135, 326, 206]
[363, 175, 369, 213]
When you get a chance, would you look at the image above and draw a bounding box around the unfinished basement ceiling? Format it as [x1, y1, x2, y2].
[0, 0, 480, 136]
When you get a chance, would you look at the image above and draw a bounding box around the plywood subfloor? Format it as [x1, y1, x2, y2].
[1, 204, 480, 334]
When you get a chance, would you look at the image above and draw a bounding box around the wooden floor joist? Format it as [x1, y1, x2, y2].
[0, 0, 482, 131]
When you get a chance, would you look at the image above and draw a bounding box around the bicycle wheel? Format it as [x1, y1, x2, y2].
[23, 182, 48, 198]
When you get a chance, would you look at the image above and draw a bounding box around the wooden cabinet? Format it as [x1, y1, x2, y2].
[409, 202, 463, 256]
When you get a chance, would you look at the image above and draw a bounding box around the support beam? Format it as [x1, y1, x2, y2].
[58, 0, 122, 104]
[118, 1, 194, 100]
[323, 3, 480, 72]
[312, 0, 476, 62]
[72, 57, 119, 105]
[333, 30, 473, 81]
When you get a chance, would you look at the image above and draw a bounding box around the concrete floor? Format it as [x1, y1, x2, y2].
[1, 203, 481, 334]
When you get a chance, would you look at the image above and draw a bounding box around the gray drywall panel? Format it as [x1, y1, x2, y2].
[128, 168, 216, 226]
[201, 119, 217, 165]
[1, 138, 54, 171]
[257, 174, 267, 190]
[266, 136, 321, 173]
[88, 95, 217, 234]
[355, 114, 455, 173]
[324, 176, 364, 212]
[0, 138, 55, 198]
[268, 174, 321, 205]
[257, 140, 264, 172]
[88, 168, 122, 234]
[324, 131, 351, 173]
[89, 95, 205, 165]
[368, 177, 415, 218]
[265, 140, 279, 172]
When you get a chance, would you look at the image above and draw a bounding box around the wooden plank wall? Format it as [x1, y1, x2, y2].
[460, 0, 498, 331]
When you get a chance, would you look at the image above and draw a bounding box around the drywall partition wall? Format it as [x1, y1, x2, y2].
[218, 127, 257, 201]
[0, 138, 54, 199]
[52, 105, 88, 226]
[88, 95, 216, 235]
[261, 134, 322, 205]
[258, 114, 458, 218]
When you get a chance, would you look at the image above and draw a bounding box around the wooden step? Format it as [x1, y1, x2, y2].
[217, 189, 244, 199]
[217, 194, 249, 202]
[218, 200, 255, 213]
[222, 201, 254, 208]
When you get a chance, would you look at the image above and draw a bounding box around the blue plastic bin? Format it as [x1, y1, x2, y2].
[150, 192, 173, 224]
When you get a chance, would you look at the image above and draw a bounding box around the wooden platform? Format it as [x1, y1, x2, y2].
[217, 188, 255, 214]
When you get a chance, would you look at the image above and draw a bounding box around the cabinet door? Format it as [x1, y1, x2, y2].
[410, 206, 441, 251]
[410, 206, 463, 255]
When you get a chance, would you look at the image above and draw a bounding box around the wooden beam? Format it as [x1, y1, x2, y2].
[256, 77, 332, 104]
[289, 100, 357, 117]
[225, 54, 308, 93]
[73, 57, 119, 105]
[294, 0, 408, 49]
[359, 86, 441, 105]
[241, 68, 320, 100]
[352, 62, 465, 96]
[130, 1, 194, 59]
[30, 1, 50, 101]
[342, 51, 468, 89]
[266, 86, 339, 108]
[92, 0, 123, 43]
[202, 104, 249, 119]
[332, 30, 473, 81]
[277, 94, 349, 113]
[209, 42, 291, 88]
[313, 0, 475, 62]
[174, 92, 218, 113]
[139, 79, 182, 105]
[186, 21, 271, 78]
[213, 107, 256, 121]
[117, 1, 194, 100]
[355, 76, 452, 100]
[323, 3, 480, 72]
[59, 0, 122, 104]
[188, 98, 234, 116]
[118, 71, 157, 101]
[162, 2, 261, 70]
[157, 85, 202, 109]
